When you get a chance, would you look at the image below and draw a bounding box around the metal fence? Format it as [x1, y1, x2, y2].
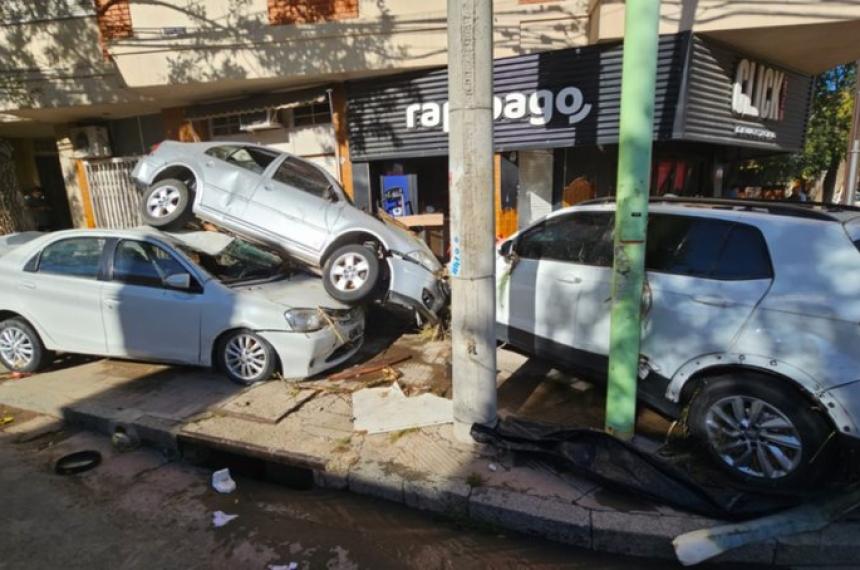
[83, 156, 142, 228]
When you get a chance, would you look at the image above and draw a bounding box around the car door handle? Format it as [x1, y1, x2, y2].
[692, 294, 731, 307]
[557, 276, 582, 285]
[18, 281, 35, 290]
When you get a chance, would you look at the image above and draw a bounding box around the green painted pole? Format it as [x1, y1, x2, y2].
[605, 0, 661, 440]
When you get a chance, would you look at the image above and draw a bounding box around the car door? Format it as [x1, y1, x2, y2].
[101, 239, 203, 363]
[198, 145, 278, 219]
[640, 215, 774, 378]
[498, 215, 590, 354]
[23, 236, 108, 354]
[244, 154, 336, 257]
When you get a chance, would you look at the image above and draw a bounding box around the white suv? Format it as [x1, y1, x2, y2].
[496, 198, 860, 489]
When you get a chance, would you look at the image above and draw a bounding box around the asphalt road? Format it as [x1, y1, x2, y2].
[0, 421, 767, 570]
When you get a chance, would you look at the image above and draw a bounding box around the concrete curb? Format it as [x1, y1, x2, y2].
[33, 403, 860, 566]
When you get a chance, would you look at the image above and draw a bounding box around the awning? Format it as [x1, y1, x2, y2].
[184, 87, 328, 120]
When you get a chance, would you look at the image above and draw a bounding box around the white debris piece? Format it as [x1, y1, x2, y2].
[352, 382, 453, 434]
[487, 463, 498, 472]
[211, 468, 237, 494]
[212, 511, 238, 528]
[268, 564, 299, 570]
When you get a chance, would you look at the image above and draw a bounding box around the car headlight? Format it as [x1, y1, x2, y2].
[405, 250, 440, 272]
[284, 309, 324, 332]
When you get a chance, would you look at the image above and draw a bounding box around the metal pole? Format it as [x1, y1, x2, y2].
[844, 61, 860, 205]
[448, 0, 497, 441]
[604, 0, 661, 440]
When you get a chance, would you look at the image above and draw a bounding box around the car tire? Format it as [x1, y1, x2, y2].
[0, 317, 52, 373]
[322, 244, 381, 304]
[687, 373, 835, 490]
[217, 330, 277, 386]
[140, 178, 194, 230]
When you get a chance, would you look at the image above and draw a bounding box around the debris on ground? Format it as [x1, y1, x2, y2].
[54, 450, 102, 475]
[0, 414, 14, 427]
[472, 417, 799, 520]
[673, 483, 860, 566]
[110, 428, 139, 452]
[268, 564, 298, 570]
[327, 355, 412, 381]
[352, 382, 453, 434]
[487, 462, 498, 472]
[211, 468, 237, 494]
[212, 510, 238, 528]
[10, 371, 32, 380]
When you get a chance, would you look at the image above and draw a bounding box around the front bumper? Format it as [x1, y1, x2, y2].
[386, 256, 448, 321]
[257, 313, 364, 379]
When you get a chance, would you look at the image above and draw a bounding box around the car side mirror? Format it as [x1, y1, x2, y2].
[164, 272, 191, 290]
[323, 187, 337, 202]
[499, 240, 514, 259]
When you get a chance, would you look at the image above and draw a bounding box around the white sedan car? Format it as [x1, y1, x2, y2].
[0, 228, 364, 385]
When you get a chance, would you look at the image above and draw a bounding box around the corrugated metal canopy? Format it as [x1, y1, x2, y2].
[185, 87, 328, 120]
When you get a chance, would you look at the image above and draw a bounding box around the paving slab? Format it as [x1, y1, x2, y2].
[217, 382, 319, 424]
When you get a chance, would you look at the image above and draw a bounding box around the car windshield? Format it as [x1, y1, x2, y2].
[170, 232, 289, 284]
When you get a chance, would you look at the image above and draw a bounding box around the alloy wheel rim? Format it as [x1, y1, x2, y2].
[0, 326, 34, 369]
[146, 186, 181, 218]
[330, 252, 370, 292]
[704, 395, 803, 479]
[224, 334, 267, 382]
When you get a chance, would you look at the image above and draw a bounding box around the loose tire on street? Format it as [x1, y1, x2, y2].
[140, 178, 194, 230]
[217, 330, 277, 386]
[687, 373, 835, 490]
[322, 244, 380, 304]
[0, 317, 51, 373]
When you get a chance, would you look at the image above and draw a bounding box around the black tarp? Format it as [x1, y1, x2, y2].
[471, 417, 801, 521]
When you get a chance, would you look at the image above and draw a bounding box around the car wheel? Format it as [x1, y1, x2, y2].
[218, 330, 276, 386]
[688, 373, 835, 490]
[0, 317, 51, 373]
[141, 178, 194, 230]
[322, 244, 380, 304]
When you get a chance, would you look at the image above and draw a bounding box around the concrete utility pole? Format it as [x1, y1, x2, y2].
[604, 0, 661, 440]
[447, 0, 497, 441]
[844, 60, 860, 205]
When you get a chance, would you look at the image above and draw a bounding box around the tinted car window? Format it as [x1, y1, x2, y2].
[646, 215, 732, 277]
[713, 224, 772, 280]
[517, 212, 613, 265]
[113, 240, 188, 288]
[38, 238, 106, 279]
[272, 156, 332, 198]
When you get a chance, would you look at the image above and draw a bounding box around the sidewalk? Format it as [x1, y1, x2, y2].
[1, 339, 857, 566]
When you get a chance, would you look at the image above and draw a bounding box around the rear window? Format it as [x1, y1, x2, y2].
[646, 214, 772, 280]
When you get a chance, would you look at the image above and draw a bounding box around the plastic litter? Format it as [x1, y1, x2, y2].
[268, 564, 298, 570]
[211, 468, 237, 494]
[212, 511, 238, 528]
[487, 463, 498, 472]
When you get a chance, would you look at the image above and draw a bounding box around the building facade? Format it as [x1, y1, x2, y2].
[0, 0, 858, 239]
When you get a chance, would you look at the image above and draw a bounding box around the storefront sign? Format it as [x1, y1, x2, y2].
[405, 87, 592, 133]
[731, 58, 786, 121]
[733, 124, 777, 141]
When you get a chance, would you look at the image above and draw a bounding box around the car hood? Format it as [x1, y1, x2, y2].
[232, 274, 348, 310]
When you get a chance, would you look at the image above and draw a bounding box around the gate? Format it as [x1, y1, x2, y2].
[83, 156, 142, 228]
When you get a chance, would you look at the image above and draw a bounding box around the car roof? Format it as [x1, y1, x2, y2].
[577, 197, 860, 223]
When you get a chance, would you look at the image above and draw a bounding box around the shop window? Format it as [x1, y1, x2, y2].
[268, 0, 358, 25]
[209, 115, 243, 137]
[292, 103, 331, 127]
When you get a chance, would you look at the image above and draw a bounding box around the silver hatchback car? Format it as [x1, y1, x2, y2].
[131, 141, 447, 321]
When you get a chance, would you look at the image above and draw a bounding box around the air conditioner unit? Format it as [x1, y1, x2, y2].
[240, 109, 283, 132]
[69, 126, 111, 158]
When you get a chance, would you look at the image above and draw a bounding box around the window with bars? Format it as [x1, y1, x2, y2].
[292, 103, 331, 127]
[209, 115, 243, 137]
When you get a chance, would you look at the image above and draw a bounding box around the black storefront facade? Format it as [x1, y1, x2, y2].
[345, 32, 813, 240]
